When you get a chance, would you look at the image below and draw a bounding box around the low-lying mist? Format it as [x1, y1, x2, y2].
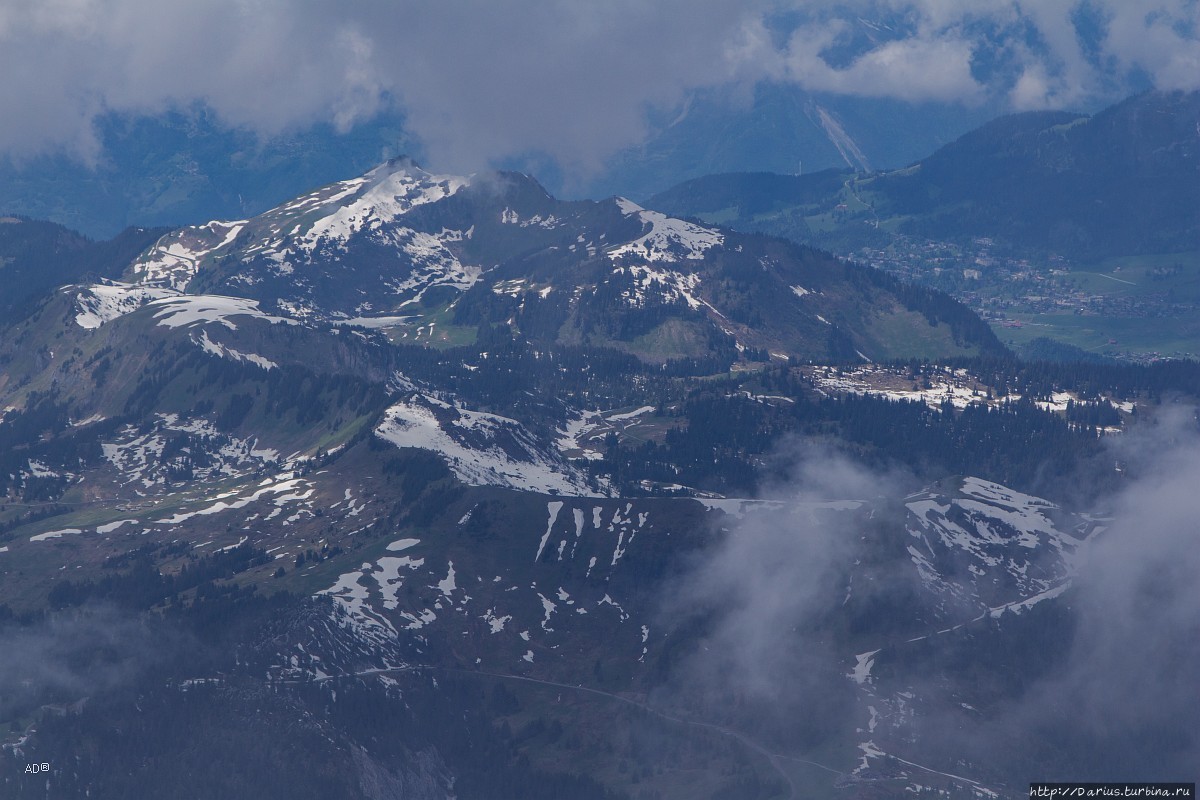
[654, 416, 1200, 784]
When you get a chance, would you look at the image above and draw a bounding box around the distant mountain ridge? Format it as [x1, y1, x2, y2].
[0, 79, 999, 240]
[650, 90, 1200, 261]
[0, 108, 416, 239]
[0, 218, 162, 319]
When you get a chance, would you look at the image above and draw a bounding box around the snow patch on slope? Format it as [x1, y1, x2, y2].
[904, 476, 1094, 615]
[612, 264, 710, 310]
[74, 282, 178, 329]
[384, 228, 480, 306]
[74, 284, 300, 331]
[297, 164, 469, 253]
[556, 411, 604, 461]
[375, 395, 601, 496]
[130, 220, 247, 291]
[101, 413, 280, 491]
[192, 330, 277, 369]
[148, 294, 298, 330]
[610, 198, 723, 263]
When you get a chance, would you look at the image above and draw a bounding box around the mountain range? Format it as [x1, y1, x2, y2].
[650, 90, 1200, 262]
[61, 157, 1001, 366]
[1, 153, 1196, 798]
[0, 80, 1001, 241]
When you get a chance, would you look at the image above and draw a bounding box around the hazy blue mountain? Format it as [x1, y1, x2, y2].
[0, 108, 418, 239]
[573, 82, 1000, 201]
[650, 90, 1200, 261]
[0, 85, 999, 241]
[0, 217, 163, 318]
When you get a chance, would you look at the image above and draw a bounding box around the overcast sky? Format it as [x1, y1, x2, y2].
[2, 0, 1197, 171]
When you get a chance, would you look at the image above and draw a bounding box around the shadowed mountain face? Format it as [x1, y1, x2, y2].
[0, 219, 163, 319]
[651, 91, 1200, 261]
[865, 91, 1200, 258]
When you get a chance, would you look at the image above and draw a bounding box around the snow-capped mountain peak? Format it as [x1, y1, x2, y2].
[609, 196, 724, 263]
[66, 160, 1002, 370]
[286, 159, 471, 256]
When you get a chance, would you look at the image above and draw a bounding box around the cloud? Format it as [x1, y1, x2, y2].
[1103, 1, 1200, 92]
[0, 606, 168, 720]
[1009, 63, 1058, 109]
[783, 23, 985, 103]
[911, 408, 1200, 780]
[655, 445, 907, 746]
[773, 0, 1198, 112]
[0, 1, 1196, 172]
[366, 1, 777, 173]
[1019, 407, 1200, 772]
[0, 0, 775, 171]
[655, 412, 1200, 780]
[0, 0, 388, 162]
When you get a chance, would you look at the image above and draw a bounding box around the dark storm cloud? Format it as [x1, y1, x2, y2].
[0, 1, 1197, 169]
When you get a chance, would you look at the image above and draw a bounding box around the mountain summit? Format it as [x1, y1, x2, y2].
[74, 159, 1000, 364]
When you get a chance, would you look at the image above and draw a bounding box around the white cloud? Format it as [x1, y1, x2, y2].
[660, 446, 900, 704]
[982, 408, 1200, 774]
[0, 1, 1196, 171]
[0, 0, 778, 170]
[777, 0, 1200, 111]
[784, 24, 985, 103]
[1103, 1, 1200, 92]
[1009, 63, 1055, 109]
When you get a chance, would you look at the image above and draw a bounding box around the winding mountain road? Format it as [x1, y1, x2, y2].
[315, 663, 853, 799]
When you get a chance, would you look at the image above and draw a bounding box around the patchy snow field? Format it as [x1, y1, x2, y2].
[808, 364, 1133, 422]
[376, 395, 601, 496]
